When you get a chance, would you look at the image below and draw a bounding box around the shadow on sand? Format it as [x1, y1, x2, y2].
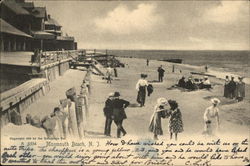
[128, 103, 141, 108]
[85, 130, 104, 136]
[148, 80, 161, 83]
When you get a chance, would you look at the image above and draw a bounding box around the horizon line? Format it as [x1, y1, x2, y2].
[79, 48, 250, 51]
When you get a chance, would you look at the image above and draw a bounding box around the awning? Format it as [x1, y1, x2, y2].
[0, 19, 32, 38]
[57, 36, 74, 41]
[31, 31, 55, 40]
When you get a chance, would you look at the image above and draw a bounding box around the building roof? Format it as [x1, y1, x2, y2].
[0, 18, 32, 38]
[45, 17, 61, 27]
[31, 7, 46, 18]
[18, 2, 34, 9]
[1, 0, 30, 15]
[31, 31, 55, 40]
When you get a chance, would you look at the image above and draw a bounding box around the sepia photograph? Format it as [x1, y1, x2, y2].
[0, 0, 249, 165]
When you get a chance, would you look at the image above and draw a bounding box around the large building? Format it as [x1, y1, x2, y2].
[0, 0, 77, 52]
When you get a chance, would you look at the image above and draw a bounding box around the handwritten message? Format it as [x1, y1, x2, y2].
[1, 137, 249, 165]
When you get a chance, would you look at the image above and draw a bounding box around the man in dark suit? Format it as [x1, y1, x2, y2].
[157, 65, 165, 82]
[103, 93, 114, 136]
[178, 76, 186, 88]
[112, 92, 130, 138]
[228, 77, 237, 99]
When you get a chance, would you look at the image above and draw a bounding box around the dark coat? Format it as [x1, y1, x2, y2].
[178, 78, 186, 88]
[112, 99, 130, 121]
[147, 84, 153, 96]
[185, 80, 195, 90]
[158, 67, 165, 76]
[228, 80, 237, 97]
[236, 82, 245, 98]
[103, 98, 113, 118]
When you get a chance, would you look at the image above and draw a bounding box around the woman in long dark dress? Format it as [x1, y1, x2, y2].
[149, 98, 170, 140]
[236, 77, 245, 102]
[136, 74, 148, 107]
[168, 100, 183, 141]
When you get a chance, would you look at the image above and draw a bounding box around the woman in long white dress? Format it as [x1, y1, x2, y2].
[203, 98, 220, 135]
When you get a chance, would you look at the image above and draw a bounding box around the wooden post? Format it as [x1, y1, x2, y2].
[13, 38, 16, 51]
[8, 40, 11, 51]
[23, 39, 26, 51]
[76, 95, 85, 138]
[40, 39, 43, 51]
[1, 37, 4, 51]
[67, 99, 79, 138]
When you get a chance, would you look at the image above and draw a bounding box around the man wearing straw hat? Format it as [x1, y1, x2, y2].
[203, 98, 220, 135]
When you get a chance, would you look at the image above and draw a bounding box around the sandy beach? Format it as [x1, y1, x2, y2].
[1, 56, 249, 166]
[86, 57, 250, 140]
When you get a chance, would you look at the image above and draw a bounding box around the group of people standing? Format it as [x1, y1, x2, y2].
[101, 60, 247, 140]
[224, 76, 245, 101]
[135, 72, 184, 140]
[149, 98, 184, 140]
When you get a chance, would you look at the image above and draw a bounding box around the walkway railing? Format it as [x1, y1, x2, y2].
[39, 49, 86, 66]
[31, 49, 111, 68]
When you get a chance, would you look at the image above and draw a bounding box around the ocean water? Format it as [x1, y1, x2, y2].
[108, 50, 250, 77]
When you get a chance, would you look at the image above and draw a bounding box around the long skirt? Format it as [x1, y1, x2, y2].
[137, 86, 146, 106]
[149, 112, 163, 135]
[224, 84, 229, 98]
[203, 119, 217, 135]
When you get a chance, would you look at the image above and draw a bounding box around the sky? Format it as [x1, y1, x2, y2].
[30, 0, 249, 50]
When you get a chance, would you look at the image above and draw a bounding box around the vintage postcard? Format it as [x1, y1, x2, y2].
[0, 0, 249, 165]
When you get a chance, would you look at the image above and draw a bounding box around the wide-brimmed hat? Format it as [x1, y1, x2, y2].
[113, 92, 120, 97]
[108, 92, 114, 97]
[157, 97, 168, 106]
[211, 98, 220, 105]
[204, 76, 208, 79]
[168, 100, 178, 108]
[238, 76, 244, 80]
